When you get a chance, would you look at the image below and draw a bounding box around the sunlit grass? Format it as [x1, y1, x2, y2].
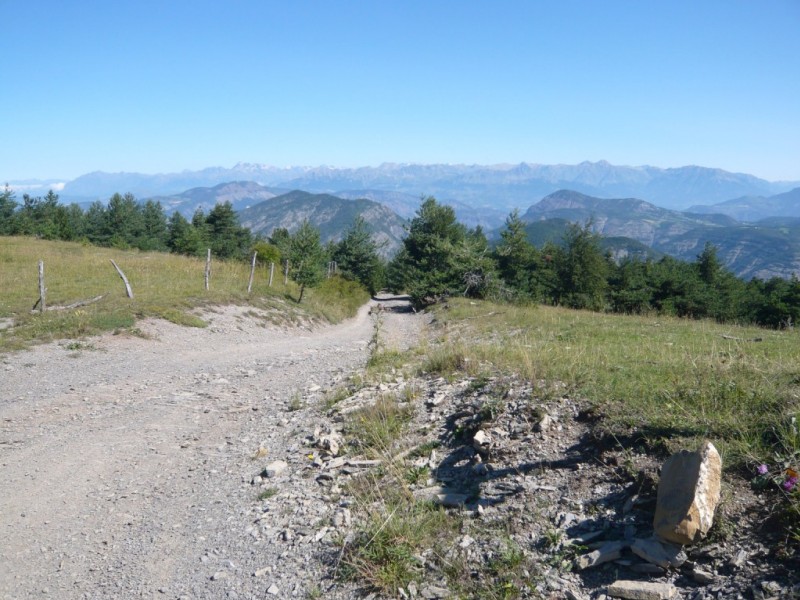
[426, 298, 800, 467]
[0, 236, 368, 351]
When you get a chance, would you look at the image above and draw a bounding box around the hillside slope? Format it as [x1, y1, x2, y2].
[238, 190, 407, 257]
[521, 190, 800, 279]
[688, 187, 800, 221]
[148, 181, 285, 217]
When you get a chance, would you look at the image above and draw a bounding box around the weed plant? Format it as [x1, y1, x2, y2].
[345, 394, 413, 457]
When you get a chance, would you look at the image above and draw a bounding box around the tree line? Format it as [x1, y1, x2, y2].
[387, 197, 800, 329]
[0, 186, 385, 302]
[2, 186, 799, 326]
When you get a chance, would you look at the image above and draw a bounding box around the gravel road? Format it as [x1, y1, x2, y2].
[0, 296, 424, 600]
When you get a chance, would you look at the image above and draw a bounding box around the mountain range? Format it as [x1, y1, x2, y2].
[148, 183, 406, 257]
[8, 161, 800, 280]
[521, 190, 800, 280]
[687, 187, 800, 222]
[149, 181, 800, 280]
[15, 161, 799, 221]
[237, 190, 406, 258]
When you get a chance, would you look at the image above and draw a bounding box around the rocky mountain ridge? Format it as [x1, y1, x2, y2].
[237, 190, 407, 257]
[522, 190, 800, 280]
[688, 187, 800, 222]
[27, 161, 799, 214]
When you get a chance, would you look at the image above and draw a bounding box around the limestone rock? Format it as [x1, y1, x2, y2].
[472, 429, 491, 451]
[631, 537, 687, 569]
[607, 580, 677, 599]
[653, 440, 721, 545]
[576, 540, 626, 570]
[264, 460, 288, 478]
[318, 435, 340, 456]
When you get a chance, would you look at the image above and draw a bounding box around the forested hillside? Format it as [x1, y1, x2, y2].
[387, 198, 800, 329]
[2, 186, 799, 328]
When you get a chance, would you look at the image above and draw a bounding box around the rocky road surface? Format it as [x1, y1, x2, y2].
[0, 296, 424, 600]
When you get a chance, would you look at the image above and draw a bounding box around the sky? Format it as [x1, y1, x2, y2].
[1, 0, 799, 182]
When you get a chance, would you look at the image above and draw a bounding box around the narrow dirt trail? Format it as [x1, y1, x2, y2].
[0, 297, 422, 599]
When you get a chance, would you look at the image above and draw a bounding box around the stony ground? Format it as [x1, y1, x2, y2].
[0, 296, 424, 600]
[1, 296, 798, 599]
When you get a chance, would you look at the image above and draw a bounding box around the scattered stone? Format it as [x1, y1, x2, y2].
[472, 429, 491, 451]
[690, 567, 716, 585]
[576, 540, 626, 570]
[653, 441, 721, 545]
[571, 530, 604, 544]
[263, 460, 288, 478]
[535, 413, 553, 432]
[266, 583, 280, 595]
[325, 456, 347, 469]
[728, 548, 747, 569]
[407, 581, 418, 598]
[472, 462, 489, 476]
[607, 580, 677, 599]
[631, 537, 687, 569]
[210, 571, 228, 581]
[413, 485, 469, 507]
[427, 392, 446, 407]
[318, 434, 340, 456]
[332, 508, 351, 528]
[420, 584, 450, 599]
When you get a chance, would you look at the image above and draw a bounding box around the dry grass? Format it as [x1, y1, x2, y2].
[425, 299, 800, 467]
[0, 236, 368, 351]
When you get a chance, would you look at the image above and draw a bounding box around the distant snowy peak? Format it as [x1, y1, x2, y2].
[41, 161, 800, 212]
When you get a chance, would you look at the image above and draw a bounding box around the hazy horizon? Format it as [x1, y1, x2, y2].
[2, 1, 799, 182]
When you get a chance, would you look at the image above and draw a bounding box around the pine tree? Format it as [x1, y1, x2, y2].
[289, 220, 325, 303]
[333, 216, 385, 294]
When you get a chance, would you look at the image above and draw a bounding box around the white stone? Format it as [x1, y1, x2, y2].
[607, 580, 677, 599]
[576, 541, 626, 570]
[654, 441, 721, 545]
[472, 429, 490, 450]
[264, 460, 288, 478]
[631, 537, 687, 569]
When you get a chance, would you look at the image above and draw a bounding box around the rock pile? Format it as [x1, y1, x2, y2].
[313, 372, 798, 598]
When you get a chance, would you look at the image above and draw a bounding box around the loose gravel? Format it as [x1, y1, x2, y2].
[0, 296, 425, 600]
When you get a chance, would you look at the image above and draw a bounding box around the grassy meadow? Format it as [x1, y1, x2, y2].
[337, 298, 800, 595]
[0, 236, 369, 352]
[422, 298, 800, 470]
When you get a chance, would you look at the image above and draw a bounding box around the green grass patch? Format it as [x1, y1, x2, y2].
[345, 395, 414, 457]
[429, 298, 800, 469]
[257, 487, 279, 501]
[303, 276, 371, 323]
[0, 237, 368, 352]
[340, 490, 458, 594]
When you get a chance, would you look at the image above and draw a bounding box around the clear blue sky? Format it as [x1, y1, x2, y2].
[2, 0, 798, 182]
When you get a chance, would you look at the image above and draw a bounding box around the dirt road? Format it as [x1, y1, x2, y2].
[0, 297, 421, 599]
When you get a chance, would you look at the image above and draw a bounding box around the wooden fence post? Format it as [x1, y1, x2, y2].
[268, 262, 275, 287]
[247, 251, 257, 293]
[38, 260, 46, 312]
[283, 260, 289, 285]
[110, 260, 134, 298]
[204, 249, 211, 291]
